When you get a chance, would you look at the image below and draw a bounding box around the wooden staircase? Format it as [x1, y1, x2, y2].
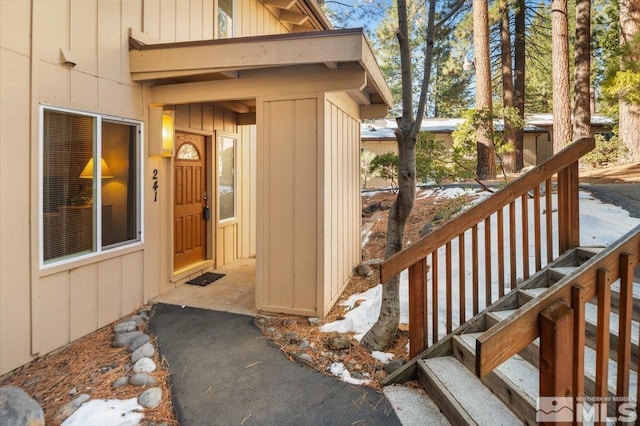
[406, 244, 640, 424]
[375, 138, 640, 424]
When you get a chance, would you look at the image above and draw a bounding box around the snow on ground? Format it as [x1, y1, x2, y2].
[323, 190, 640, 384]
[61, 398, 143, 426]
[328, 362, 371, 385]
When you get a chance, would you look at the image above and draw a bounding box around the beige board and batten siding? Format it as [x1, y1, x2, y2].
[321, 93, 362, 316]
[257, 96, 318, 315]
[0, 0, 278, 375]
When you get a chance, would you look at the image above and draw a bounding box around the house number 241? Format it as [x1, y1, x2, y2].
[152, 169, 159, 202]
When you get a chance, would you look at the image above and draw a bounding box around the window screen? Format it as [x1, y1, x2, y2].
[41, 108, 140, 265]
[218, 135, 236, 221]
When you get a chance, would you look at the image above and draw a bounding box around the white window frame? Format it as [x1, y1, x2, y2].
[38, 105, 144, 269]
[217, 132, 237, 224]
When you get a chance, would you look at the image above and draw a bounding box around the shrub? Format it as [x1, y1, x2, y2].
[581, 133, 630, 167]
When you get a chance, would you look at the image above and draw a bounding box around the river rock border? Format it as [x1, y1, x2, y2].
[55, 305, 163, 422]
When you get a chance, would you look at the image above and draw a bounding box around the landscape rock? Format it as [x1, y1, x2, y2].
[351, 372, 364, 380]
[361, 258, 383, 267]
[384, 358, 407, 374]
[139, 387, 162, 408]
[130, 373, 158, 387]
[128, 334, 151, 352]
[55, 393, 89, 422]
[266, 327, 276, 333]
[112, 331, 143, 348]
[308, 317, 319, 325]
[131, 342, 155, 363]
[0, 386, 45, 426]
[297, 353, 314, 364]
[123, 315, 145, 327]
[133, 357, 156, 374]
[284, 332, 299, 345]
[112, 376, 129, 388]
[328, 335, 350, 350]
[113, 321, 137, 334]
[254, 317, 268, 326]
[298, 340, 310, 350]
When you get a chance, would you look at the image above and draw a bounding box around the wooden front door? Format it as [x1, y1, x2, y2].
[174, 132, 207, 270]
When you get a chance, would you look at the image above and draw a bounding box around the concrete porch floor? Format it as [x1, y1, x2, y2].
[152, 258, 257, 316]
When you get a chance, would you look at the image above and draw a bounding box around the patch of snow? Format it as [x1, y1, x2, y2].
[61, 398, 143, 426]
[325, 189, 640, 347]
[319, 285, 382, 340]
[328, 362, 370, 385]
[371, 351, 395, 364]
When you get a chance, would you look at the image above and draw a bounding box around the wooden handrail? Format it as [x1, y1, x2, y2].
[475, 225, 640, 377]
[379, 137, 595, 283]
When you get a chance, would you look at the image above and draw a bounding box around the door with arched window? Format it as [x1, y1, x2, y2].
[174, 132, 207, 270]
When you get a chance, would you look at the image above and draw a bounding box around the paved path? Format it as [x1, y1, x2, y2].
[581, 183, 640, 218]
[149, 304, 401, 426]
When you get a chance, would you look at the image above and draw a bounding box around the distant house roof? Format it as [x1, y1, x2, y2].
[361, 115, 614, 141]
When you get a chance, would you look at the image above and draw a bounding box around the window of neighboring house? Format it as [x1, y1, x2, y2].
[218, 134, 236, 221]
[40, 106, 142, 266]
[217, 0, 233, 39]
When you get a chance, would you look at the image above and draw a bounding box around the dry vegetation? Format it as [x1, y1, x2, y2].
[1, 162, 635, 424]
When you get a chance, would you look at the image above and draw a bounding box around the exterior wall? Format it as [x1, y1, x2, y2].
[239, 125, 258, 259]
[0, 0, 287, 375]
[257, 95, 319, 316]
[143, 0, 288, 42]
[320, 93, 362, 316]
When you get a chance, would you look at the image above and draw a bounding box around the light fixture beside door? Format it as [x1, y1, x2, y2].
[149, 106, 175, 157]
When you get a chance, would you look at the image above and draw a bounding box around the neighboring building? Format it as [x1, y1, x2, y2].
[361, 115, 613, 188]
[0, 0, 392, 375]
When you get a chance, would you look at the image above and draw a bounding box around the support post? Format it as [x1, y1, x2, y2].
[539, 301, 574, 426]
[409, 258, 428, 358]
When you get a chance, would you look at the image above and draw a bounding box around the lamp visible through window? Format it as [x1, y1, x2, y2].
[79, 158, 114, 179]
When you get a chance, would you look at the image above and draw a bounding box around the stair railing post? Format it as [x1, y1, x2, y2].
[557, 160, 580, 253]
[408, 258, 428, 358]
[539, 300, 574, 426]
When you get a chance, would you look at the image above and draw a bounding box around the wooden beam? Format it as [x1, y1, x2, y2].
[237, 112, 256, 126]
[278, 10, 309, 26]
[360, 104, 388, 120]
[263, 0, 296, 9]
[129, 31, 364, 76]
[215, 101, 251, 113]
[150, 68, 367, 105]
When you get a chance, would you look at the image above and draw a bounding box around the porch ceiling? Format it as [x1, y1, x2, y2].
[128, 28, 392, 117]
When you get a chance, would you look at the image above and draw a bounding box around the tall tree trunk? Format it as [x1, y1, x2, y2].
[500, 0, 517, 174]
[513, 0, 526, 170]
[361, 0, 436, 351]
[551, 0, 573, 151]
[573, 0, 591, 139]
[474, 0, 495, 180]
[620, 0, 640, 161]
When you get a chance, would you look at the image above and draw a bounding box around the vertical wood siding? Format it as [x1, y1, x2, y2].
[321, 95, 362, 315]
[258, 97, 318, 315]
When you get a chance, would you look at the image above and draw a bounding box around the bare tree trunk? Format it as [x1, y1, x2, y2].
[551, 0, 573, 151]
[620, 0, 640, 161]
[474, 0, 495, 180]
[361, 0, 436, 351]
[514, 0, 525, 170]
[573, 0, 591, 139]
[500, 0, 516, 174]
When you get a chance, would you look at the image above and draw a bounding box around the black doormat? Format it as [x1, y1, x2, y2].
[186, 272, 226, 287]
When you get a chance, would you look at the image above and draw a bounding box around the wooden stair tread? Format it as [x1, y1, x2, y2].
[420, 357, 524, 425]
[584, 303, 640, 345]
[457, 334, 539, 402]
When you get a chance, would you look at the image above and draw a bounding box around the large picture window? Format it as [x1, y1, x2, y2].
[40, 107, 141, 266]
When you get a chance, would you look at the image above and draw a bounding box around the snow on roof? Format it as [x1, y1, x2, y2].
[361, 114, 613, 140]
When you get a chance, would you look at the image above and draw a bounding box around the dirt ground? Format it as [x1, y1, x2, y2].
[1, 161, 637, 425]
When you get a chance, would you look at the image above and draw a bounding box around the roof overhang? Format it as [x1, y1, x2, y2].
[129, 28, 392, 119]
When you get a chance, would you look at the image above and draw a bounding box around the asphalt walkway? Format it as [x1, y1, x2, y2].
[581, 183, 640, 218]
[149, 303, 401, 426]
